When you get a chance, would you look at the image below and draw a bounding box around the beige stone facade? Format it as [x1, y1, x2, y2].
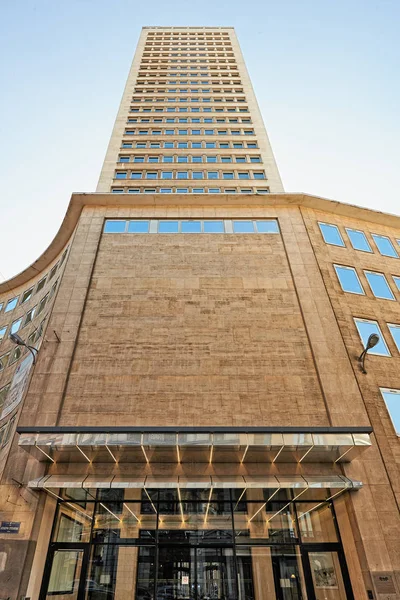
[0, 25, 399, 600]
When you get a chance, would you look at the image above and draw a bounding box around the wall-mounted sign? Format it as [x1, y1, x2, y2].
[0, 353, 34, 419]
[182, 576, 189, 585]
[0, 521, 21, 534]
[372, 573, 396, 595]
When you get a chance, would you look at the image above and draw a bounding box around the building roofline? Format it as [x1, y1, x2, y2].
[1, 191, 399, 294]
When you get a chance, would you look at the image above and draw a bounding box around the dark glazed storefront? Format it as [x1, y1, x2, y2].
[39, 486, 354, 600]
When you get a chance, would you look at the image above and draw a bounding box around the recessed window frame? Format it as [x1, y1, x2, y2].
[380, 388, 400, 435]
[353, 318, 391, 356]
[345, 228, 372, 253]
[318, 222, 345, 247]
[364, 270, 396, 301]
[334, 265, 365, 295]
[371, 234, 399, 258]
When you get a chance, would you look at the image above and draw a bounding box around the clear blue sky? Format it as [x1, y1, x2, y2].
[1, 0, 399, 281]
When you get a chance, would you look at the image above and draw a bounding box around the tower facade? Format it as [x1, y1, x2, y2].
[0, 26, 399, 600]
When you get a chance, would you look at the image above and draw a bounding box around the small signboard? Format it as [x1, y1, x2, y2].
[182, 576, 189, 585]
[372, 573, 397, 595]
[0, 521, 21, 534]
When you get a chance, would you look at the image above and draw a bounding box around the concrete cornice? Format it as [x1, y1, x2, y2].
[1, 191, 399, 294]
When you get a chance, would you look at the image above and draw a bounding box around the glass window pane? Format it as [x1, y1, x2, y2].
[380, 388, 400, 434]
[388, 324, 400, 352]
[372, 234, 398, 258]
[365, 271, 395, 299]
[255, 220, 279, 234]
[233, 221, 254, 233]
[53, 504, 94, 543]
[204, 221, 224, 233]
[334, 265, 364, 294]
[319, 223, 344, 247]
[21, 288, 34, 304]
[309, 551, 349, 600]
[393, 276, 400, 292]
[0, 384, 11, 413]
[5, 297, 18, 312]
[127, 221, 149, 233]
[46, 549, 84, 598]
[10, 318, 22, 334]
[104, 220, 126, 233]
[345, 228, 372, 252]
[0, 327, 7, 341]
[181, 221, 201, 233]
[159, 221, 179, 233]
[354, 319, 390, 356]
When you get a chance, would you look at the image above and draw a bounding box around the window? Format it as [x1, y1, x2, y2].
[388, 324, 400, 352]
[128, 188, 140, 193]
[205, 129, 214, 135]
[372, 234, 398, 258]
[104, 220, 127, 233]
[233, 221, 254, 233]
[0, 326, 7, 342]
[204, 221, 224, 233]
[148, 157, 159, 163]
[178, 156, 188, 163]
[146, 172, 157, 179]
[134, 157, 144, 163]
[193, 172, 204, 179]
[115, 172, 127, 179]
[159, 221, 179, 233]
[345, 228, 372, 252]
[36, 277, 47, 293]
[23, 306, 36, 327]
[177, 171, 188, 179]
[130, 171, 143, 180]
[334, 265, 364, 295]
[192, 188, 204, 193]
[122, 143, 132, 148]
[223, 172, 234, 179]
[236, 157, 246, 163]
[247, 143, 257, 148]
[253, 172, 265, 180]
[206, 142, 216, 149]
[48, 264, 58, 281]
[354, 318, 390, 356]
[165, 142, 174, 149]
[393, 276, 400, 292]
[160, 188, 172, 193]
[163, 156, 173, 163]
[112, 188, 123, 194]
[208, 188, 221, 193]
[238, 172, 249, 179]
[119, 156, 130, 163]
[250, 157, 261, 163]
[178, 142, 188, 149]
[206, 156, 217, 163]
[136, 143, 146, 148]
[0, 384, 11, 413]
[162, 171, 173, 179]
[255, 220, 280, 233]
[181, 221, 201, 233]
[319, 223, 345, 247]
[5, 297, 18, 313]
[10, 318, 22, 335]
[364, 271, 395, 300]
[21, 287, 34, 304]
[192, 129, 201, 135]
[176, 188, 188, 193]
[192, 142, 202, 149]
[233, 143, 243, 149]
[207, 172, 218, 179]
[380, 389, 400, 434]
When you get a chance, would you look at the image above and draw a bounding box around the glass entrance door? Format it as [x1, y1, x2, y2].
[155, 545, 237, 599]
[302, 547, 354, 600]
[40, 545, 89, 600]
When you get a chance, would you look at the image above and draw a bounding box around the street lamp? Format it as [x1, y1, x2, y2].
[9, 333, 38, 365]
[358, 333, 379, 374]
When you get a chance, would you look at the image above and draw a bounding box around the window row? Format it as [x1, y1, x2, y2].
[118, 155, 261, 164]
[121, 141, 258, 149]
[125, 128, 255, 136]
[334, 264, 400, 300]
[130, 107, 249, 113]
[131, 97, 246, 104]
[111, 187, 270, 195]
[115, 170, 266, 180]
[134, 87, 244, 94]
[138, 69, 240, 76]
[319, 222, 400, 258]
[0, 281, 57, 343]
[137, 77, 241, 83]
[127, 117, 251, 123]
[141, 59, 237, 65]
[0, 320, 46, 373]
[0, 249, 66, 316]
[142, 52, 235, 57]
[103, 219, 279, 234]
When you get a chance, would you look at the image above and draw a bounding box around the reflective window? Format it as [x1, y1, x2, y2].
[23, 306, 37, 327]
[181, 221, 201, 233]
[177, 171, 188, 179]
[372, 234, 398, 258]
[10, 318, 22, 334]
[345, 228, 372, 252]
[255, 220, 280, 233]
[192, 188, 204, 193]
[380, 388, 400, 434]
[204, 221, 225, 233]
[354, 318, 390, 356]
[127, 221, 149, 233]
[364, 271, 395, 300]
[388, 324, 400, 352]
[207, 171, 218, 179]
[334, 265, 364, 295]
[160, 188, 172, 193]
[0, 383, 10, 413]
[162, 171, 173, 179]
[319, 223, 345, 247]
[36, 276, 47, 293]
[159, 221, 179, 233]
[37, 294, 49, 315]
[0, 352, 10, 371]
[104, 220, 127, 233]
[21, 288, 34, 304]
[233, 221, 254, 233]
[5, 297, 18, 313]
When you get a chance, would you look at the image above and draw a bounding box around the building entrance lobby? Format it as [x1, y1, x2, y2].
[39, 486, 354, 600]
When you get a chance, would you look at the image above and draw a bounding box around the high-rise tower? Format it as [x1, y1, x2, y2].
[97, 26, 283, 195]
[0, 26, 399, 600]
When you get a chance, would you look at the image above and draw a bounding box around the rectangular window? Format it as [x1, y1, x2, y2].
[118, 156, 130, 163]
[104, 220, 127, 233]
[253, 172, 265, 180]
[36, 277, 47, 293]
[164, 142, 174, 148]
[233, 221, 255, 233]
[178, 142, 188, 149]
[131, 172, 142, 179]
[192, 129, 201, 135]
[115, 172, 127, 179]
[192, 142, 202, 149]
[176, 188, 188, 193]
[128, 189, 140, 193]
[388, 323, 400, 352]
[146, 172, 157, 179]
[206, 142, 216, 149]
[206, 156, 217, 163]
[162, 171, 173, 179]
[255, 220, 280, 233]
[181, 221, 201, 233]
[5, 297, 18, 313]
[233, 143, 243, 149]
[238, 172, 249, 179]
[148, 157, 159, 163]
[380, 388, 400, 434]
[193, 172, 204, 179]
[192, 156, 202, 163]
[122, 143, 132, 148]
[364, 271, 395, 300]
[204, 221, 224, 233]
[192, 188, 204, 193]
[247, 143, 257, 148]
[345, 228, 372, 252]
[150, 143, 161, 148]
[112, 188, 123, 194]
[236, 157, 246, 163]
[136, 143, 146, 148]
[163, 156, 173, 163]
[127, 221, 149, 233]
[354, 318, 390, 356]
[159, 221, 179, 233]
[334, 265, 364, 295]
[177, 172, 188, 179]
[221, 157, 232, 163]
[160, 188, 172, 193]
[372, 234, 398, 258]
[21, 287, 34, 304]
[207, 172, 218, 179]
[319, 223, 345, 247]
[23, 306, 36, 327]
[250, 157, 261, 163]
